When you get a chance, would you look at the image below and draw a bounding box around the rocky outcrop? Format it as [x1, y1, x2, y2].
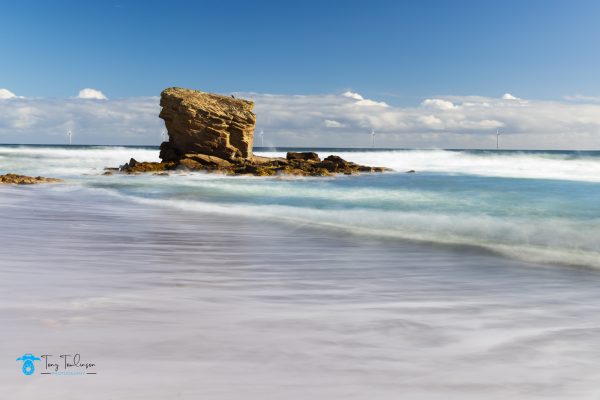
[286, 152, 320, 162]
[0, 174, 63, 184]
[118, 152, 390, 176]
[159, 87, 256, 162]
[118, 158, 175, 173]
[114, 87, 390, 177]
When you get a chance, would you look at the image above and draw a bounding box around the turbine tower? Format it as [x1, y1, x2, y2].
[259, 129, 264, 147]
[371, 129, 376, 148]
[67, 129, 72, 145]
[496, 129, 500, 150]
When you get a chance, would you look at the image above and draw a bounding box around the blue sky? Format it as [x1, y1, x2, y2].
[1, 0, 600, 148]
[2, 0, 600, 102]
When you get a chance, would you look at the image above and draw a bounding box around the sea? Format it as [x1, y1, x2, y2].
[1, 144, 600, 399]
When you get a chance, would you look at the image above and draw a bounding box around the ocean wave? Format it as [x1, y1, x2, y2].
[117, 193, 600, 269]
[0, 145, 159, 177]
[257, 149, 600, 183]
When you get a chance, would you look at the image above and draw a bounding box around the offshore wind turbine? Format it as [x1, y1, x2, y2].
[371, 129, 376, 148]
[496, 129, 500, 150]
[67, 129, 72, 145]
[259, 129, 264, 146]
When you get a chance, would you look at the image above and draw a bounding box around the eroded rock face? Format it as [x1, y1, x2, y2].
[159, 87, 256, 162]
[0, 174, 63, 184]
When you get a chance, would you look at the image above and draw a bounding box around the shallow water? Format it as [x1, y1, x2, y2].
[2, 145, 599, 268]
[1, 146, 600, 399]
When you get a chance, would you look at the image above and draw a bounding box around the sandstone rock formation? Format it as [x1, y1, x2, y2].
[0, 174, 63, 184]
[115, 87, 390, 176]
[159, 87, 256, 163]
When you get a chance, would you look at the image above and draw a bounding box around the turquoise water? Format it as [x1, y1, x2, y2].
[1, 145, 599, 268]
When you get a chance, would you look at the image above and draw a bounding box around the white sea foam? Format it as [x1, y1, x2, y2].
[0, 145, 159, 176]
[3, 146, 600, 183]
[258, 149, 600, 182]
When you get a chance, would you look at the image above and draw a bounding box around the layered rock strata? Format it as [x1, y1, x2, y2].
[158, 87, 256, 162]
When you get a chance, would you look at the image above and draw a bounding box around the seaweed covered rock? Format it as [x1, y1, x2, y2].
[0, 173, 63, 184]
[118, 158, 176, 173]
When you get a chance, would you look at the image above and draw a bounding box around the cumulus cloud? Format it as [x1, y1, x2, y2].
[355, 98, 389, 107]
[1, 90, 600, 148]
[245, 91, 600, 148]
[0, 96, 161, 145]
[0, 89, 18, 100]
[324, 119, 344, 128]
[77, 88, 108, 100]
[502, 93, 520, 100]
[422, 98, 456, 110]
[342, 91, 364, 100]
[342, 91, 389, 107]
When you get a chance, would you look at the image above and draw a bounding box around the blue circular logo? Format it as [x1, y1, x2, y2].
[16, 354, 41, 376]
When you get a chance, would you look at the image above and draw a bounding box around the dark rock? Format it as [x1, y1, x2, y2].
[119, 158, 176, 174]
[159, 141, 179, 163]
[286, 152, 321, 162]
[323, 155, 346, 165]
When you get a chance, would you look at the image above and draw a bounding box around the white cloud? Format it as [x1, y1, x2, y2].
[0, 89, 18, 100]
[418, 114, 444, 129]
[355, 98, 389, 107]
[342, 91, 364, 100]
[77, 88, 108, 100]
[1, 90, 600, 149]
[245, 91, 600, 148]
[502, 93, 520, 100]
[422, 98, 456, 110]
[324, 119, 344, 128]
[342, 90, 389, 107]
[0, 96, 161, 145]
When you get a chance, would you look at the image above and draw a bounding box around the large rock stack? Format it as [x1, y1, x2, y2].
[158, 87, 256, 163]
